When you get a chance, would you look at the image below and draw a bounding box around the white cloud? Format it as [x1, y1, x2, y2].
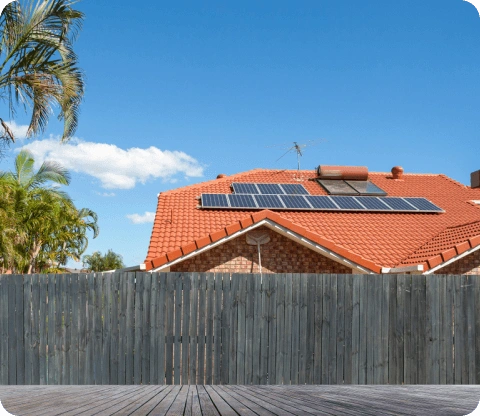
[126, 211, 156, 224]
[95, 191, 116, 197]
[20, 138, 204, 189]
[5, 121, 29, 140]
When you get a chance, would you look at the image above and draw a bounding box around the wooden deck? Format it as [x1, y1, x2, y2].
[1, 385, 480, 415]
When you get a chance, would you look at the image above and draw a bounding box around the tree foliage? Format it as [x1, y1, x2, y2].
[82, 249, 125, 272]
[0, 0, 84, 149]
[0, 149, 98, 273]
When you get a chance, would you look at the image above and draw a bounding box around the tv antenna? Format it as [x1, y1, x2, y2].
[268, 139, 324, 170]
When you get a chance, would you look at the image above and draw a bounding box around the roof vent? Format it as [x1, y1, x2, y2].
[216, 173, 227, 179]
[471, 170, 480, 189]
[391, 166, 404, 180]
[317, 165, 368, 181]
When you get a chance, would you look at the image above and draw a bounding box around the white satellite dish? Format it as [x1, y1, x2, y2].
[0, 401, 15, 416]
[246, 231, 270, 276]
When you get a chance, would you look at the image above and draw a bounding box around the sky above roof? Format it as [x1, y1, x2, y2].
[1, 0, 479, 268]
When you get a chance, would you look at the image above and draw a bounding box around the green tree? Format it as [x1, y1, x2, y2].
[82, 249, 125, 272]
[0, 149, 98, 273]
[0, 0, 84, 146]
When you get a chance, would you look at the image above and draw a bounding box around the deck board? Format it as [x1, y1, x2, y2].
[0, 385, 479, 415]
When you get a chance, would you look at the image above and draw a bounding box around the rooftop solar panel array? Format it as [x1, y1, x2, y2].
[200, 193, 444, 213]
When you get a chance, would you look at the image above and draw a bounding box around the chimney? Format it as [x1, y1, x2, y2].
[472, 170, 480, 189]
[391, 166, 404, 180]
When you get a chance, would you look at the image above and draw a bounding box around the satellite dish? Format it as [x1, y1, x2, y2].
[246, 231, 270, 276]
[0, 401, 15, 416]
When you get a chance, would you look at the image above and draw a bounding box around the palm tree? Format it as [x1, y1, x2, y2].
[0, 0, 84, 145]
[82, 250, 125, 272]
[39, 204, 99, 272]
[0, 149, 98, 273]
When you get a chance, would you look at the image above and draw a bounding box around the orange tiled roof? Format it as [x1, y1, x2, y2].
[400, 220, 480, 269]
[145, 168, 480, 272]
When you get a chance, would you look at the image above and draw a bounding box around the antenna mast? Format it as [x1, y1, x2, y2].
[271, 139, 324, 171]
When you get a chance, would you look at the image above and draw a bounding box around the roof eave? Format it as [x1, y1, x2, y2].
[145, 211, 382, 274]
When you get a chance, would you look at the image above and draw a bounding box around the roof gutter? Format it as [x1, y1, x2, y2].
[99, 263, 147, 273]
[381, 264, 424, 274]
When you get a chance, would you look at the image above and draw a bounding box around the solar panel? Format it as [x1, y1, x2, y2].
[257, 184, 284, 195]
[382, 197, 417, 211]
[330, 196, 366, 210]
[280, 195, 311, 209]
[254, 194, 284, 208]
[317, 179, 358, 195]
[201, 194, 229, 208]
[280, 184, 309, 195]
[200, 194, 444, 213]
[346, 181, 387, 196]
[232, 183, 259, 194]
[405, 198, 443, 212]
[228, 194, 257, 208]
[355, 196, 391, 210]
[305, 196, 338, 209]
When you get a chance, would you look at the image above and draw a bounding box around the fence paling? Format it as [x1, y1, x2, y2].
[0, 272, 477, 385]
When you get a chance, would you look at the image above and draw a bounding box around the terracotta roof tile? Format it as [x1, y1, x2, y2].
[145, 168, 480, 270]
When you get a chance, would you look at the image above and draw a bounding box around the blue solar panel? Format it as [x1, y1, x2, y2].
[406, 198, 443, 212]
[382, 197, 417, 211]
[346, 181, 387, 196]
[280, 184, 309, 195]
[257, 184, 284, 195]
[232, 183, 259, 194]
[202, 194, 229, 208]
[305, 196, 338, 209]
[330, 196, 366, 210]
[355, 196, 391, 210]
[200, 193, 444, 213]
[254, 194, 284, 208]
[280, 195, 311, 209]
[228, 194, 256, 208]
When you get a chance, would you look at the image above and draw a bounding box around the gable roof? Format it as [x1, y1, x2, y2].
[145, 168, 480, 273]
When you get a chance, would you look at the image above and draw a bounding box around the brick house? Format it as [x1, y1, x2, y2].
[143, 165, 480, 275]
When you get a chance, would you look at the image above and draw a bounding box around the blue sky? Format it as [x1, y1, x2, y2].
[1, 0, 480, 268]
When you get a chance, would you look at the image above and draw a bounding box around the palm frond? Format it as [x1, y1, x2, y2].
[0, 0, 85, 141]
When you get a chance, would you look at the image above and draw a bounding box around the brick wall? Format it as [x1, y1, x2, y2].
[434, 249, 480, 275]
[171, 226, 352, 274]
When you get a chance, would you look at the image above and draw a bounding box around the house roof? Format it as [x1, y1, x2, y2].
[145, 168, 480, 273]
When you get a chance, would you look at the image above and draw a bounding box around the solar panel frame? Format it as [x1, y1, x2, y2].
[257, 183, 284, 195]
[354, 196, 392, 211]
[280, 195, 312, 209]
[382, 197, 418, 211]
[231, 183, 260, 194]
[405, 198, 443, 212]
[305, 196, 338, 210]
[330, 196, 366, 210]
[201, 194, 229, 208]
[254, 194, 285, 208]
[200, 193, 444, 213]
[279, 183, 309, 195]
[228, 194, 257, 208]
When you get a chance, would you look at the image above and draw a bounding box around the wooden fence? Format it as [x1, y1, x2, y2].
[0, 273, 478, 385]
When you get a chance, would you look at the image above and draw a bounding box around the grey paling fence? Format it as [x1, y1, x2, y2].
[0, 272, 478, 385]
